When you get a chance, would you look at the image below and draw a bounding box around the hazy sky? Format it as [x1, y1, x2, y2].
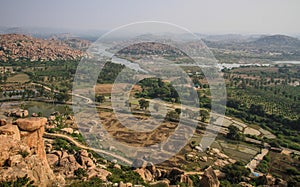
[0, 0, 299, 35]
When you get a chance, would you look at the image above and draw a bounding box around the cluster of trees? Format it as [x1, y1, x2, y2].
[97, 62, 125, 84]
[54, 91, 70, 102]
[225, 65, 300, 119]
[136, 78, 179, 103]
[136, 78, 179, 102]
[165, 108, 210, 122]
[26, 60, 79, 85]
[136, 77, 211, 108]
[220, 161, 251, 184]
[226, 125, 244, 141]
[228, 85, 299, 119]
[1, 89, 37, 100]
[226, 101, 300, 150]
[136, 98, 210, 123]
[95, 95, 105, 103]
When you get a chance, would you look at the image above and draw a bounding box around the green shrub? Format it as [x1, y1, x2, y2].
[18, 150, 29, 158]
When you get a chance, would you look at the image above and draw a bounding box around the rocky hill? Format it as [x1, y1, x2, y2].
[0, 34, 88, 62]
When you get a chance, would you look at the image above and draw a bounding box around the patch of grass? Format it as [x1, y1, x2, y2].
[7, 73, 30, 83]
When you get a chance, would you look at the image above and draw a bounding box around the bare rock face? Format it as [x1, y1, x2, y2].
[135, 168, 154, 182]
[0, 119, 65, 186]
[87, 167, 111, 181]
[134, 161, 159, 182]
[199, 166, 220, 187]
[0, 123, 20, 141]
[58, 154, 83, 178]
[76, 150, 96, 169]
[46, 154, 59, 167]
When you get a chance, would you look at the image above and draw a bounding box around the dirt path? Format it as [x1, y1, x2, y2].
[246, 148, 269, 173]
[43, 132, 133, 165]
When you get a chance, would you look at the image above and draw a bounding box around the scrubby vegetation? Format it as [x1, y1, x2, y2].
[66, 177, 104, 187]
[0, 175, 35, 187]
[107, 165, 146, 185]
[52, 138, 80, 154]
[220, 161, 251, 184]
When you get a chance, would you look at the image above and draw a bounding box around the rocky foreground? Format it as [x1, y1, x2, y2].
[0, 116, 221, 187]
[0, 117, 64, 186]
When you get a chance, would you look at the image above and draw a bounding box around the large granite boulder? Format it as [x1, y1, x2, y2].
[15, 117, 47, 132]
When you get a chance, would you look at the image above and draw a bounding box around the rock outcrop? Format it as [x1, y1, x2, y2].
[199, 166, 220, 187]
[0, 119, 7, 126]
[47, 149, 111, 181]
[16, 117, 47, 132]
[16, 117, 48, 160]
[5, 109, 29, 118]
[134, 160, 193, 186]
[0, 118, 64, 186]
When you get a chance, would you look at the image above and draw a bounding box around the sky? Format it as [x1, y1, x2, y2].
[0, 0, 299, 35]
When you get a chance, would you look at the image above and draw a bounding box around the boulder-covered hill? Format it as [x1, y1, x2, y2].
[0, 34, 89, 62]
[250, 34, 300, 49]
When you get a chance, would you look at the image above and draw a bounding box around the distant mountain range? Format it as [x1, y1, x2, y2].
[0, 26, 106, 41]
[205, 34, 300, 52]
[1, 27, 300, 63]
